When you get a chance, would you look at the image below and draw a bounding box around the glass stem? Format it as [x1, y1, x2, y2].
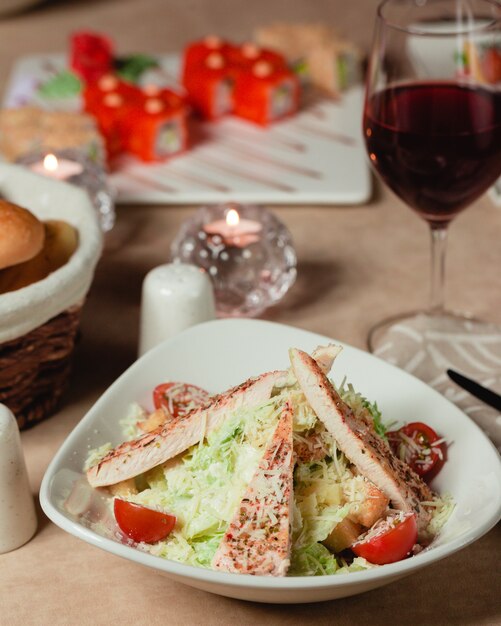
[429, 226, 448, 315]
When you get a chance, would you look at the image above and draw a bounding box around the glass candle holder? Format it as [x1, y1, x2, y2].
[16, 148, 115, 232]
[171, 203, 297, 318]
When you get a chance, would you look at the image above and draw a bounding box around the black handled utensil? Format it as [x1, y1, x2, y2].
[446, 369, 501, 412]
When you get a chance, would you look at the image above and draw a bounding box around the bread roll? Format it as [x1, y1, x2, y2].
[0, 200, 45, 270]
[0, 220, 78, 294]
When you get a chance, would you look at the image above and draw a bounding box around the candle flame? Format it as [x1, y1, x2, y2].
[226, 208, 240, 227]
[43, 154, 58, 171]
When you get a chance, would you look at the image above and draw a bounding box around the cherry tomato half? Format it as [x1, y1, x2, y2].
[387, 421, 445, 479]
[153, 382, 210, 417]
[114, 499, 176, 544]
[352, 512, 417, 565]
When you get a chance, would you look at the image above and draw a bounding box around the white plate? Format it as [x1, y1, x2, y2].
[39, 319, 501, 604]
[4, 54, 371, 206]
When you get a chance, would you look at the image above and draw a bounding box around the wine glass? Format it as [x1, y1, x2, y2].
[364, 0, 501, 381]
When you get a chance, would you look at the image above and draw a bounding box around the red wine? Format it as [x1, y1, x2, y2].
[364, 82, 501, 224]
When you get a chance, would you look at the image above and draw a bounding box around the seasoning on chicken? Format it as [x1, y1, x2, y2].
[87, 370, 285, 488]
[212, 401, 294, 576]
[289, 348, 432, 531]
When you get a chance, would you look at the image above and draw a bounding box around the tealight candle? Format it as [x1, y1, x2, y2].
[203, 207, 262, 247]
[30, 153, 84, 181]
[17, 148, 115, 232]
[171, 203, 297, 318]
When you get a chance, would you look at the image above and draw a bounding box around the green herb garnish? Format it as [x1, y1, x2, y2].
[114, 54, 159, 83]
[38, 70, 82, 99]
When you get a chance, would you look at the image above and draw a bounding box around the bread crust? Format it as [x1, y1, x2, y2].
[0, 200, 45, 270]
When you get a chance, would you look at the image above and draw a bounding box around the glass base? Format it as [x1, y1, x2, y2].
[16, 148, 115, 232]
[171, 203, 297, 318]
[368, 310, 501, 385]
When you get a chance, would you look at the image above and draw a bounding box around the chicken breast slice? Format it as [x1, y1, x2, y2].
[292, 343, 342, 464]
[311, 344, 343, 376]
[87, 370, 285, 488]
[212, 401, 294, 576]
[289, 348, 432, 529]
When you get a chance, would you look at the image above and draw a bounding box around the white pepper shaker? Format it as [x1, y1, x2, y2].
[0, 404, 37, 553]
[138, 263, 216, 356]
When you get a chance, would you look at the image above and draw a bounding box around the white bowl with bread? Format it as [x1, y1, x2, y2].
[0, 163, 102, 428]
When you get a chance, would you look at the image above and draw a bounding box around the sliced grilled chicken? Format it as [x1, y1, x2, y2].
[87, 370, 285, 488]
[311, 344, 343, 376]
[289, 348, 432, 529]
[292, 343, 342, 463]
[212, 401, 294, 576]
[277, 344, 342, 390]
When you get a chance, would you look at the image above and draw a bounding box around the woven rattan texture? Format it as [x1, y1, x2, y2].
[0, 304, 82, 429]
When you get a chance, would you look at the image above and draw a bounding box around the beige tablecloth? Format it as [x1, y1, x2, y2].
[1, 0, 500, 623]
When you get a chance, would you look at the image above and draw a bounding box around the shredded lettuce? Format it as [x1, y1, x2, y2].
[129, 398, 281, 563]
[290, 542, 339, 576]
[150, 531, 225, 568]
[424, 494, 455, 536]
[83, 443, 112, 472]
[293, 449, 365, 549]
[287, 388, 318, 432]
[119, 402, 147, 440]
[84, 404, 147, 483]
[335, 556, 374, 575]
[82, 368, 453, 577]
[290, 543, 375, 576]
[336, 378, 389, 438]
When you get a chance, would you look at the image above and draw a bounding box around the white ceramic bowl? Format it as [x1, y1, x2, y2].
[40, 319, 501, 604]
[0, 163, 102, 343]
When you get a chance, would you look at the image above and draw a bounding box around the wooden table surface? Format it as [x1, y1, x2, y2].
[0, 0, 500, 624]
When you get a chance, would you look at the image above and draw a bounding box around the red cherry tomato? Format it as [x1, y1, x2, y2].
[352, 512, 417, 565]
[387, 421, 445, 479]
[114, 499, 176, 544]
[482, 47, 501, 84]
[153, 382, 210, 417]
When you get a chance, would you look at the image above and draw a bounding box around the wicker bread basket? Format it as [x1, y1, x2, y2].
[0, 163, 102, 429]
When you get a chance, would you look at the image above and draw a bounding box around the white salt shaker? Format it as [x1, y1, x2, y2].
[0, 404, 37, 553]
[139, 263, 216, 356]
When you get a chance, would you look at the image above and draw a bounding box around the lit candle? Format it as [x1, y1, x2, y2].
[30, 153, 84, 181]
[204, 207, 262, 247]
[172, 202, 296, 317]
